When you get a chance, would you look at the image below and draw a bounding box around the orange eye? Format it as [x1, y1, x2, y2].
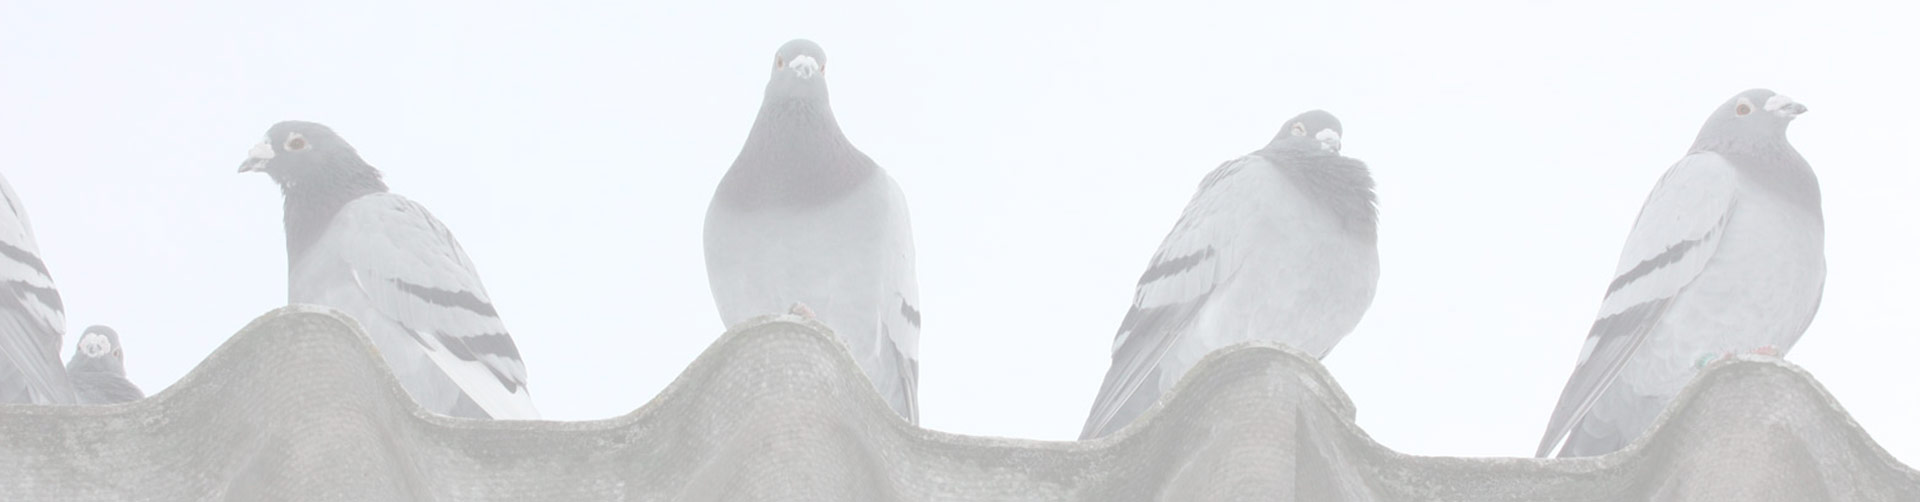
[286, 135, 308, 151]
[1735, 99, 1753, 117]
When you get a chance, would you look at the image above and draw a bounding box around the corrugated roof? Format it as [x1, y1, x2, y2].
[2, 306, 1916, 501]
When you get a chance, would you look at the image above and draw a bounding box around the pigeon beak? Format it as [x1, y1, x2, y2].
[238, 142, 274, 173]
[1764, 94, 1808, 119]
[1315, 129, 1343, 153]
[786, 55, 821, 80]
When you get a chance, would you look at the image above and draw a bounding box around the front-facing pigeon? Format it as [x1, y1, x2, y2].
[1536, 89, 1823, 458]
[704, 39, 922, 424]
[0, 172, 74, 404]
[66, 325, 143, 405]
[1081, 110, 1378, 439]
[240, 121, 537, 419]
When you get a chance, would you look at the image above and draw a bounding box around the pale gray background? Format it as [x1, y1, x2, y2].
[3, 0, 1913, 460]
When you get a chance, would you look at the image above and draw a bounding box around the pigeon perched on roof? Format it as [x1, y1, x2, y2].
[240, 121, 537, 419]
[1081, 110, 1378, 439]
[704, 39, 922, 424]
[66, 325, 143, 405]
[1536, 89, 1823, 458]
[0, 173, 74, 405]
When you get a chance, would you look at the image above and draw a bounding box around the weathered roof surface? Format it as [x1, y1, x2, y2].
[2, 306, 1916, 501]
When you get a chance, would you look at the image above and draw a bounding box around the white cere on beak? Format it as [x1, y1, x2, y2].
[239, 141, 275, 173]
[1315, 128, 1343, 152]
[1764, 94, 1807, 118]
[786, 54, 821, 79]
[79, 332, 112, 358]
[249, 142, 275, 161]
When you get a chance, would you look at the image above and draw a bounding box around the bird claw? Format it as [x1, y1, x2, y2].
[788, 302, 817, 320]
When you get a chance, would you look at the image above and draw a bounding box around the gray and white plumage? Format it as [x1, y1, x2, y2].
[704, 39, 922, 423]
[66, 325, 143, 405]
[1536, 89, 1823, 458]
[240, 121, 537, 419]
[1081, 111, 1378, 439]
[0, 173, 74, 405]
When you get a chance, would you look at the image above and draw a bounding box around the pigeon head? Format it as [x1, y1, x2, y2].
[238, 121, 382, 187]
[67, 325, 125, 372]
[1691, 89, 1806, 152]
[765, 39, 831, 103]
[237, 121, 389, 259]
[1269, 110, 1345, 154]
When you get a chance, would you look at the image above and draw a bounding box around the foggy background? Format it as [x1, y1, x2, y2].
[3, 0, 1914, 460]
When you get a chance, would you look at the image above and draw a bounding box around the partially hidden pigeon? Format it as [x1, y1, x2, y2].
[1536, 89, 1823, 457]
[66, 325, 143, 405]
[1081, 110, 1378, 439]
[0, 173, 74, 405]
[704, 39, 922, 424]
[240, 122, 538, 419]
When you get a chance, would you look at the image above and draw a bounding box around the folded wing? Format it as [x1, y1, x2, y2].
[1535, 153, 1738, 457]
[1081, 158, 1255, 439]
[305, 194, 537, 419]
[0, 176, 73, 405]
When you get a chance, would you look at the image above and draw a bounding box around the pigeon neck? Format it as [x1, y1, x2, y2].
[722, 99, 878, 210]
[282, 161, 389, 266]
[67, 355, 125, 375]
[1263, 149, 1379, 245]
[1693, 136, 1822, 216]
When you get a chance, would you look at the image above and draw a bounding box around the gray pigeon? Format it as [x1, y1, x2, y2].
[1536, 89, 1823, 458]
[0, 173, 74, 405]
[704, 39, 922, 424]
[240, 121, 537, 419]
[66, 325, 143, 405]
[1081, 110, 1378, 439]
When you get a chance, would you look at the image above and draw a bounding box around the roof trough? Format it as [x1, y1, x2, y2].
[3, 306, 1916, 501]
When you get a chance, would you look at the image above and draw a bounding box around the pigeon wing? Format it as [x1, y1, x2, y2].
[1535, 152, 1737, 457]
[301, 193, 538, 419]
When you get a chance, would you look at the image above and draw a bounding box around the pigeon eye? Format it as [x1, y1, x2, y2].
[1291, 122, 1307, 136]
[1735, 98, 1753, 117]
[775, 56, 784, 69]
[285, 133, 309, 152]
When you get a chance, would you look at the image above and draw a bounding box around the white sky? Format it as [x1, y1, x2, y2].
[3, 1, 1915, 461]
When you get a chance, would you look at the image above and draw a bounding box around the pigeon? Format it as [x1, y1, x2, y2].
[704, 39, 922, 424]
[1081, 110, 1378, 439]
[0, 173, 74, 405]
[1536, 89, 1823, 458]
[240, 121, 537, 419]
[66, 325, 143, 405]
